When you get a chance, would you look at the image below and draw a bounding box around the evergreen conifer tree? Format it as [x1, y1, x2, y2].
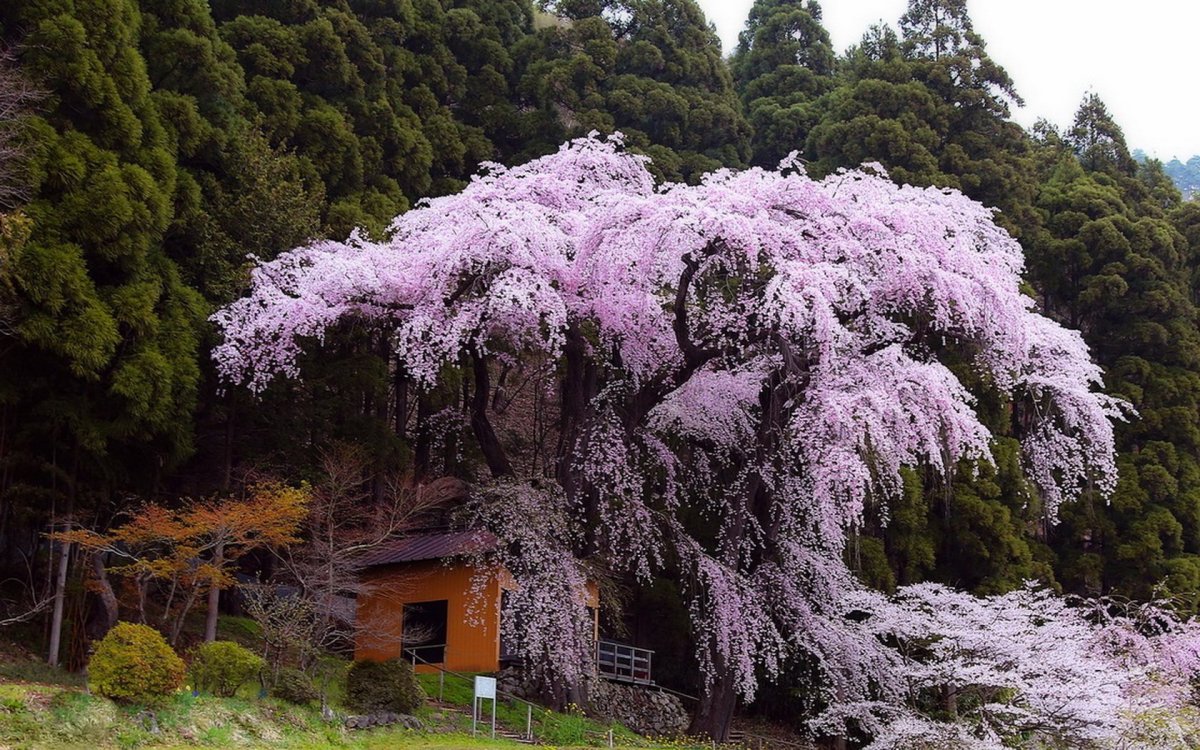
[806, 0, 1038, 240]
[730, 0, 837, 167]
[1069, 93, 1137, 177]
[0, 0, 206, 511]
[518, 0, 751, 181]
[1029, 108, 1200, 604]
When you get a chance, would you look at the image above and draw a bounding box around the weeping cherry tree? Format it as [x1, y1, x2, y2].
[212, 135, 1124, 740]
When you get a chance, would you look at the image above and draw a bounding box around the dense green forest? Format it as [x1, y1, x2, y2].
[1, 0, 1198, 729]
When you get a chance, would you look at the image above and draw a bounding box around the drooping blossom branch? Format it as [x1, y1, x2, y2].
[464, 481, 596, 697]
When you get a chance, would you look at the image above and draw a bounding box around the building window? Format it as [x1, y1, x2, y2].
[402, 599, 448, 664]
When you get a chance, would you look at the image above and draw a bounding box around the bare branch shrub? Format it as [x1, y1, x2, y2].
[0, 45, 38, 209]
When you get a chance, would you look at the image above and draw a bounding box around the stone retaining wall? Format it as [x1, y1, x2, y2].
[586, 677, 688, 736]
[495, 668, 688, 737]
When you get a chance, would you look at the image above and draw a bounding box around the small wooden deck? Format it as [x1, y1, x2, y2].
[596, 639, 654, 685]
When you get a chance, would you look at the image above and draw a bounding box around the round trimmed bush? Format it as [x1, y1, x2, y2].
[88, 622, 185, 706]
[345, 659, 422, 714]
[271, 667, 318, 704]
[188, 640, 265, 697]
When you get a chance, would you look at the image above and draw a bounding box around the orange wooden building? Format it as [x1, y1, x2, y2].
[354, 530, 599, 674]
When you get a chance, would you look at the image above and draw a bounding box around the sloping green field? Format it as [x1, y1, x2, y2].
[0, 676, 708, 750]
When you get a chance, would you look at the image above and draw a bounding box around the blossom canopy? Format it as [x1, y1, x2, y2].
[214, 133, 1122, 523]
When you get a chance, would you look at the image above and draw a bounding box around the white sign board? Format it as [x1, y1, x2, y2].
[472, 675, 497, 737]
[474, 675, 497, 700]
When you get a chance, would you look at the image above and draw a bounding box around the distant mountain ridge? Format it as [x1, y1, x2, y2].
[1135, 149, 1200, 198]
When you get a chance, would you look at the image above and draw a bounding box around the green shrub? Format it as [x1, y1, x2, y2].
[88, 623, 185, 706]
[271, 667, 318, 705]
[344, 659, 422, 714]
[188, 641, 265, 697]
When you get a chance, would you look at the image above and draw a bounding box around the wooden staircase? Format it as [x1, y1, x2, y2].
[495, 728, 537, 745]
[427, 699, 536, 745]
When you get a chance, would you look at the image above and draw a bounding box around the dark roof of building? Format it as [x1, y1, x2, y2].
[358, 529, 498, 569]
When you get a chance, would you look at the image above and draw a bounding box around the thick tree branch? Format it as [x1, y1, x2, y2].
[470, 352, 513, 477]
[673, 253, 722, 372]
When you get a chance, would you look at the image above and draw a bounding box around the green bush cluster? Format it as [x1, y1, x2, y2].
[344, 659, 422, 714]
[88, 623, 185, 706]
[188, 641, 265, 698]
[271, 667, 318, 705]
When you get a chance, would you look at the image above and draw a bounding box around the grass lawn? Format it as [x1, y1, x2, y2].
[0, 650, 711, 750]
[0, 679, 699, 749]
[0, 617, 718, 749]
[0, 680, 658, 749]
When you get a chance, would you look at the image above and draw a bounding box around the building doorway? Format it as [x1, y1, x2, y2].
[402, 599, 448, 664]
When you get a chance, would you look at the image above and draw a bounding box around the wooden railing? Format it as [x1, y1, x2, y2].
[596, 639, 653, 684]
[405, 642, 446, 665]
[404, 647, 537, 742]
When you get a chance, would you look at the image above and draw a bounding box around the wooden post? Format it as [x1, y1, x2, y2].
[439, 670, 444, 702]
[526, 704, 532, 740]
[607, 728, 614, 748]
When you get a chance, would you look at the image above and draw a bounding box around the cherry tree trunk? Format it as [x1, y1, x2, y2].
[944, 685, 958, 719]
[688, 671, 738, 742]
[470, 354, 512, 477]
[555, 326, 592, 491]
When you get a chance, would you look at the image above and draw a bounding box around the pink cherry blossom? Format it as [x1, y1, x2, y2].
[827, 584, 1200, 749]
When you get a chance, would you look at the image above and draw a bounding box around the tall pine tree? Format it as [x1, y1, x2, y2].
[806, 0, 1038, 240]
[730, 0, 837, 167]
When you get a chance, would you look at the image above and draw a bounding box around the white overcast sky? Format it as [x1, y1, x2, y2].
[696, 0, 1200, 159]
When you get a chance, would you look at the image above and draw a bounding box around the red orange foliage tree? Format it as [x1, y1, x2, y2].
[56, 483, 307, 644]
